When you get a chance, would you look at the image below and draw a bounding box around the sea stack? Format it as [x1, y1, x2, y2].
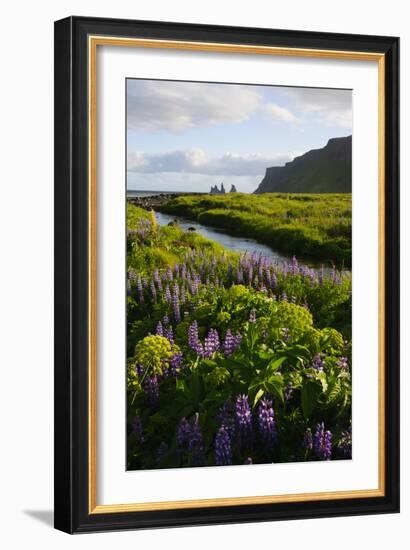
[210, 183, 226, 195]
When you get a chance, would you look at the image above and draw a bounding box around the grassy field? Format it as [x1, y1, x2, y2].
[158, 193, 352, 267]
[126, 204, 352, 470]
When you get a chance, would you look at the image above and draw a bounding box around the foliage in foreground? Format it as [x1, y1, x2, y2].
[127, 204, 352, 470]
[158, 192, 352, 267]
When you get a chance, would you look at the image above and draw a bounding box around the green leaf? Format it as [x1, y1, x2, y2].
[253, 388, 265, 408]
[264, 375, 285, 404]
[316, 371, 328, 392]
[267, 356, 287, 373]
[301, 381, 321, 419]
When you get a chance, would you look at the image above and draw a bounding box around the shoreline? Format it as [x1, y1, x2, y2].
[127, 192, 203, 211]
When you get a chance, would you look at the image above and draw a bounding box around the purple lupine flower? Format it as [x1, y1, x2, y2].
[189, 414, 205, 465]
[249, 309, 257, 324]
[336, 357, 349, 370]
[164, 285, 172, 303]
[291, 255, 299, 275]
[166, 266, 173, 281]
[134, 363, 145, 377]
[270, 272, 277, 290]
[136, 275, 144, 302]
[180, 285, 186, 304]
[156, 441, 168, 465]
[217, 401, 235, 438]
[155, 321, 164, 337]
[235, 394, 253, 448]
[172, 282, 181, 323]
[191, 276, 199, 295]
[188, 321, 203, 355]
[127, 279, 132, 296]
[162, 314, 169, 326]
[128, 269, 137, 286]
[143, 375, 159, 406]
[257, 398, 277, 449]
[177, 418, 191, 449]
[312, 354, 325, 371]
[203, 328, 220, 358]
[164, 325, 174, 345]
[284, 382, 293, 401]
[281, 292, 288, 302]
[303, 428, 313, 451]
[313, 422, 332, 460]
[131, 414, 144, 444]
[236, 268, 244, 283]
[153, 268, 162, 291]
[168, 352, 183, 377]
[223, 330, 242, 356]
[177, 414, 205, 466]
[215, 425, 232, 466]
[338, 427, 352, 459]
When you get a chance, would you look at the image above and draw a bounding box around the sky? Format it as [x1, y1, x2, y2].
[126, 79, 352, 193]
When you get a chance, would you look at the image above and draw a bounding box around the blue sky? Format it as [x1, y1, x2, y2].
[127, 79, 352, 193]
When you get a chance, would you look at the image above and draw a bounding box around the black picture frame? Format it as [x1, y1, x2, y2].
[54, 15, 400, 534]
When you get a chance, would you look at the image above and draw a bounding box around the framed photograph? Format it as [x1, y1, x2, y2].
[54, 16, 399, 533]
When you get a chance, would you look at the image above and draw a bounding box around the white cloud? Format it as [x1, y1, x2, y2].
[264, 103, 300, 123]
[127, 80, 261, 132]
[127, 149, 297, 176]
[283, 87, 352, 128]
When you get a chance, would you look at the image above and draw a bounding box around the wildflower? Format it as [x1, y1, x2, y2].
[336, 357, 349, 370]
[134, 335, 173, 375]
[312, 354, 325, 371]
[155, 321, 163, 337]
[203, 328, 220, 357]
[284, 382, 293, 401]
[215, 425, 232, 466]
[235, 394, 253, 448]
[313, 422, 332, 460]
[188, 321, 203, 355]
[164, 325, 174, 345]
[338, 427, 352, 458]
[222, 329, 242, 356]
[217, 401, 235, 438]
[177, 414, 205, 466]
[168, 351, 183, 377]
[257, 398, 277, 449]
[143, 375, 159, 406]
[172, 282, 181, 323]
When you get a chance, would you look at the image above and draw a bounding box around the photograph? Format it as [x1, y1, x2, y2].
[126, 78, 353, 470]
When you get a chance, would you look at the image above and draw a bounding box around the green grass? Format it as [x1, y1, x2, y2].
[158, 193, 352, 267]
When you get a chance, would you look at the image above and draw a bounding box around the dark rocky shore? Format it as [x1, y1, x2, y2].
[127, 192, 204, 211]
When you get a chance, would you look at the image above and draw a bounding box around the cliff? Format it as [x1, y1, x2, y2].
[254, 136, 352, 194]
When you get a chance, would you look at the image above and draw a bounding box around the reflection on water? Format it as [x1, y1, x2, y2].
[155, 211, 337, 272]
